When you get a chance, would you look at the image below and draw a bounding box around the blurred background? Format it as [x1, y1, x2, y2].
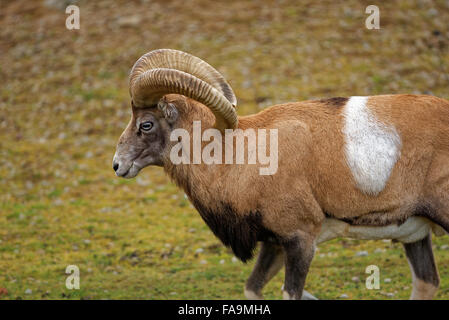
[0, 0, 448, 299]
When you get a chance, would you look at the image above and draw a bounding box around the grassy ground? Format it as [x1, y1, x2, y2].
[1, 0, 449, 300]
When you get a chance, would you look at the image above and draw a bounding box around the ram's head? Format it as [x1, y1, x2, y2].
[113, 49, 238, 178]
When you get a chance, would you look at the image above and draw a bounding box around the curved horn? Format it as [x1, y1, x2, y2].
[129, 49, 238, 129]
[131, 68, 238, 129]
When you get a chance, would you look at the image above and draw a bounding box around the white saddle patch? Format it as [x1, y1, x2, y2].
[343, 96, 401, 195]
[317, 216, 445, 244]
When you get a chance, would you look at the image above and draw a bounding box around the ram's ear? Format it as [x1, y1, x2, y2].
[157, 100, 179, 124]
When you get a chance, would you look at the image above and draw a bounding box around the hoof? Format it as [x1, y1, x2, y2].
[244, 289, 264, 300]
[281, 285, 318, 300]
[302, 290, 318, 300]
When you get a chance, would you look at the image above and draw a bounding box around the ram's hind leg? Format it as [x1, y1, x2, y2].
[403, 234, 439, 300]
[423, 153, 449, 233]
[245, 242, 284, 299]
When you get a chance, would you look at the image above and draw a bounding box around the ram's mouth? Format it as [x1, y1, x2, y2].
[117, 165, 131, 178]
[115, 162, 135, 178]
[118, 162, 141, 179]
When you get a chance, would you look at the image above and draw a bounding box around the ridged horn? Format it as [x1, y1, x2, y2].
[129, 49, 238, 129]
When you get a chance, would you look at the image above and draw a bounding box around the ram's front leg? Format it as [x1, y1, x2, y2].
[245, 242, 284, 299]
[282, 232, 316, 300]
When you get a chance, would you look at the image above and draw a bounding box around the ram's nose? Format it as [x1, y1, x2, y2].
[112, 153, 121, 173]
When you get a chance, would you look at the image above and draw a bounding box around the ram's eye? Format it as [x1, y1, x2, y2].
[140, 121, 153, 132]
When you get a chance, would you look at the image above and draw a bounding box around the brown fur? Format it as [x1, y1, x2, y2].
[115, 93, 449, 299]
[160, 94, 449, 239]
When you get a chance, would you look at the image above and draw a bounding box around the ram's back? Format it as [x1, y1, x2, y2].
[241, 94, 449, 221]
